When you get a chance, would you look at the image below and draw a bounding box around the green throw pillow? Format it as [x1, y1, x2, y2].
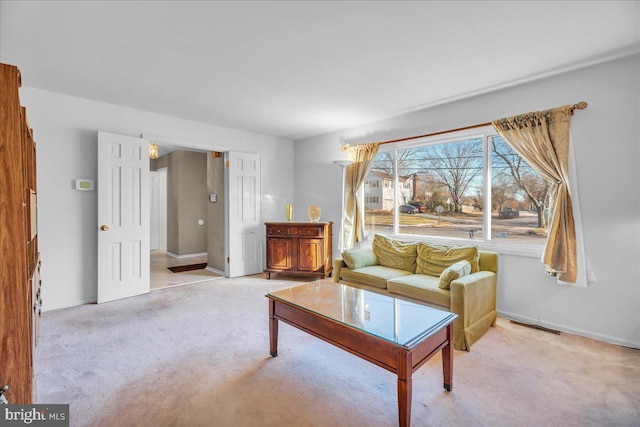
[438, 260, 472, 290]
[372, 234, 418, 273]
[342, 249, 378, 270]
[416, 242, 479, 276]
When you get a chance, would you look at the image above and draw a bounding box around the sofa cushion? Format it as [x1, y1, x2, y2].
[438, 260, 471, 290]
[372, 234, 417, 273]
[387, 275, 450, 308]
[341, 248, 378, 270]
[340, 265, 412, 289]
[416, 242, 479, 276]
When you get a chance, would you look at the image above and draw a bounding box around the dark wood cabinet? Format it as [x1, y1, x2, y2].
[265, 222, 332, 279]
[0, 63, 40, 404]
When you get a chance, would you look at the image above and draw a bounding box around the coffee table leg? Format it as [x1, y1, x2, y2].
[269, 299, 278, 357]
[397, 351, 412, 427]
[442, 323, 453, 391]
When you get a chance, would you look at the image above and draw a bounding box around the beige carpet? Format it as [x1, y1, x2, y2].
[35, 276, 639, 426]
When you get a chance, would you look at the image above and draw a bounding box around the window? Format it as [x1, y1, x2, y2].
[490, 135, 549, 244]
[363, 127, 548, 249]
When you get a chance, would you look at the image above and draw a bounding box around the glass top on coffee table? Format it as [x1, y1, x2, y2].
[267, 280, 455, 347]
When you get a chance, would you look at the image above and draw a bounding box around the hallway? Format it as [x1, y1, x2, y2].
[150, 250, 222, 290]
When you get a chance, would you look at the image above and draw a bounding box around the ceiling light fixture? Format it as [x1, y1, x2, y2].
[149, 142, 159, 159]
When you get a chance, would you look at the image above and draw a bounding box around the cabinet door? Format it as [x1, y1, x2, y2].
[297, 239, 323, 272]
[267, 238, 292, 270]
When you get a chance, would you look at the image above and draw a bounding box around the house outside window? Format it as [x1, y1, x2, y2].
[364, 170, 413, 211]
[363, 126, 549, 251]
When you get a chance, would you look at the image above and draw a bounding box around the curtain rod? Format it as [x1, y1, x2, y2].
[343, 101, 588, 149]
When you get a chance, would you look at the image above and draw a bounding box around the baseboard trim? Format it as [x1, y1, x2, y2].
[205, 266, 225, 276]
[151, 276, 224, 291]
[498, 310, 640, 349]
[509, 319, 560, 334]
[166, 251, 208, 259]
[42, 297, 96, 312]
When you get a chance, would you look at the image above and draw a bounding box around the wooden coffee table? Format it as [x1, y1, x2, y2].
[266, 281, 457, 427]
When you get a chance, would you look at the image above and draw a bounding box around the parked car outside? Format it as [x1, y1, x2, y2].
[498, 207, 519, 218]
[399, 205, 419, 214]
[408, 202, 426, 212]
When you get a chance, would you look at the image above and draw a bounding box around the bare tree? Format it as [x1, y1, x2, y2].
[421, 140, 483, 212]
[492, 174, 517, 211]
[371, 148, 421, 177]
[491, 139, 550, 228]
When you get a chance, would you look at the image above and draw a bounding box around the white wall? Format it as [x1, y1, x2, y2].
[294, 53, 640, 348]
[21, 88, 294, 310]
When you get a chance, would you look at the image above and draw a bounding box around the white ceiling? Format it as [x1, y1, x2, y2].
[1, 1, 639, 141]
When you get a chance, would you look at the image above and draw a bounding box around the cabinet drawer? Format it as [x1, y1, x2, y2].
[299, 226, 322, 237]
[268, 226, 295, 235]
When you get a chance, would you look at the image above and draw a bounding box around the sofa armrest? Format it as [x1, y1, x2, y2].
[450, 271, 497, 323]
[333, 258, 347, 283]
[449, 271, 497, 350]
[479, 251, 499, 274]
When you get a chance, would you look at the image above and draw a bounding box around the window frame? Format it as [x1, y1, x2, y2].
[363, 125, 546, 258]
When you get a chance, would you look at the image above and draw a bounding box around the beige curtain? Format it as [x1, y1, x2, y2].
[342, 143, 379, 251]
[492, 105, 577, 283]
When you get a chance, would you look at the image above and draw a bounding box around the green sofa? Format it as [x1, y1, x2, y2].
[333, 234, 498, 351]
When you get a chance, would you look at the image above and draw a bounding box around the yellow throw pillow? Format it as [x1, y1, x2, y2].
[372, 234, 418, 273]
[438, 260, 472, 290]
[416, 242, 479, 276]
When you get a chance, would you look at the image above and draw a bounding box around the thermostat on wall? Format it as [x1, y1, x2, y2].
[75, 179, 94, 191]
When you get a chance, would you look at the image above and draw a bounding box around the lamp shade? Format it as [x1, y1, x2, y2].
[333, 142, 354, 167]
[332, 160, 353, 167]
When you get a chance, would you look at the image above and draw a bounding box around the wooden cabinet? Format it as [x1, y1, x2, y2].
[31, 257, 42, 352]
[265, 222, 332, 279]
[0, 63, 40, 404]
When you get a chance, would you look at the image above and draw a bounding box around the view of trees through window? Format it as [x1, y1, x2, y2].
[364, 132, 549, 245]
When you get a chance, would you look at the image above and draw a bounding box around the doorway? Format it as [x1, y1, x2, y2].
[149, 146, 223, 290]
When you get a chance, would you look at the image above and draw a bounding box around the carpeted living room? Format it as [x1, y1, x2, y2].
[36, 276, 638, 426]
[1, 2, 639, 426]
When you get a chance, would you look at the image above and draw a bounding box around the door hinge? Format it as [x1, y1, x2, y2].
[226, 160, 230, 167]
[227, 257, 230, 263]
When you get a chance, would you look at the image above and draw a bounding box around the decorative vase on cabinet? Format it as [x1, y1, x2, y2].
[308, 205, 321, 222]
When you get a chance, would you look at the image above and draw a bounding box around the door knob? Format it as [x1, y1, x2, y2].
[100, 225, 109, 231]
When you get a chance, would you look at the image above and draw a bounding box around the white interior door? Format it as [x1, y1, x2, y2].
[97, 131, 151, 303]
[226, 152, 261, 277]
